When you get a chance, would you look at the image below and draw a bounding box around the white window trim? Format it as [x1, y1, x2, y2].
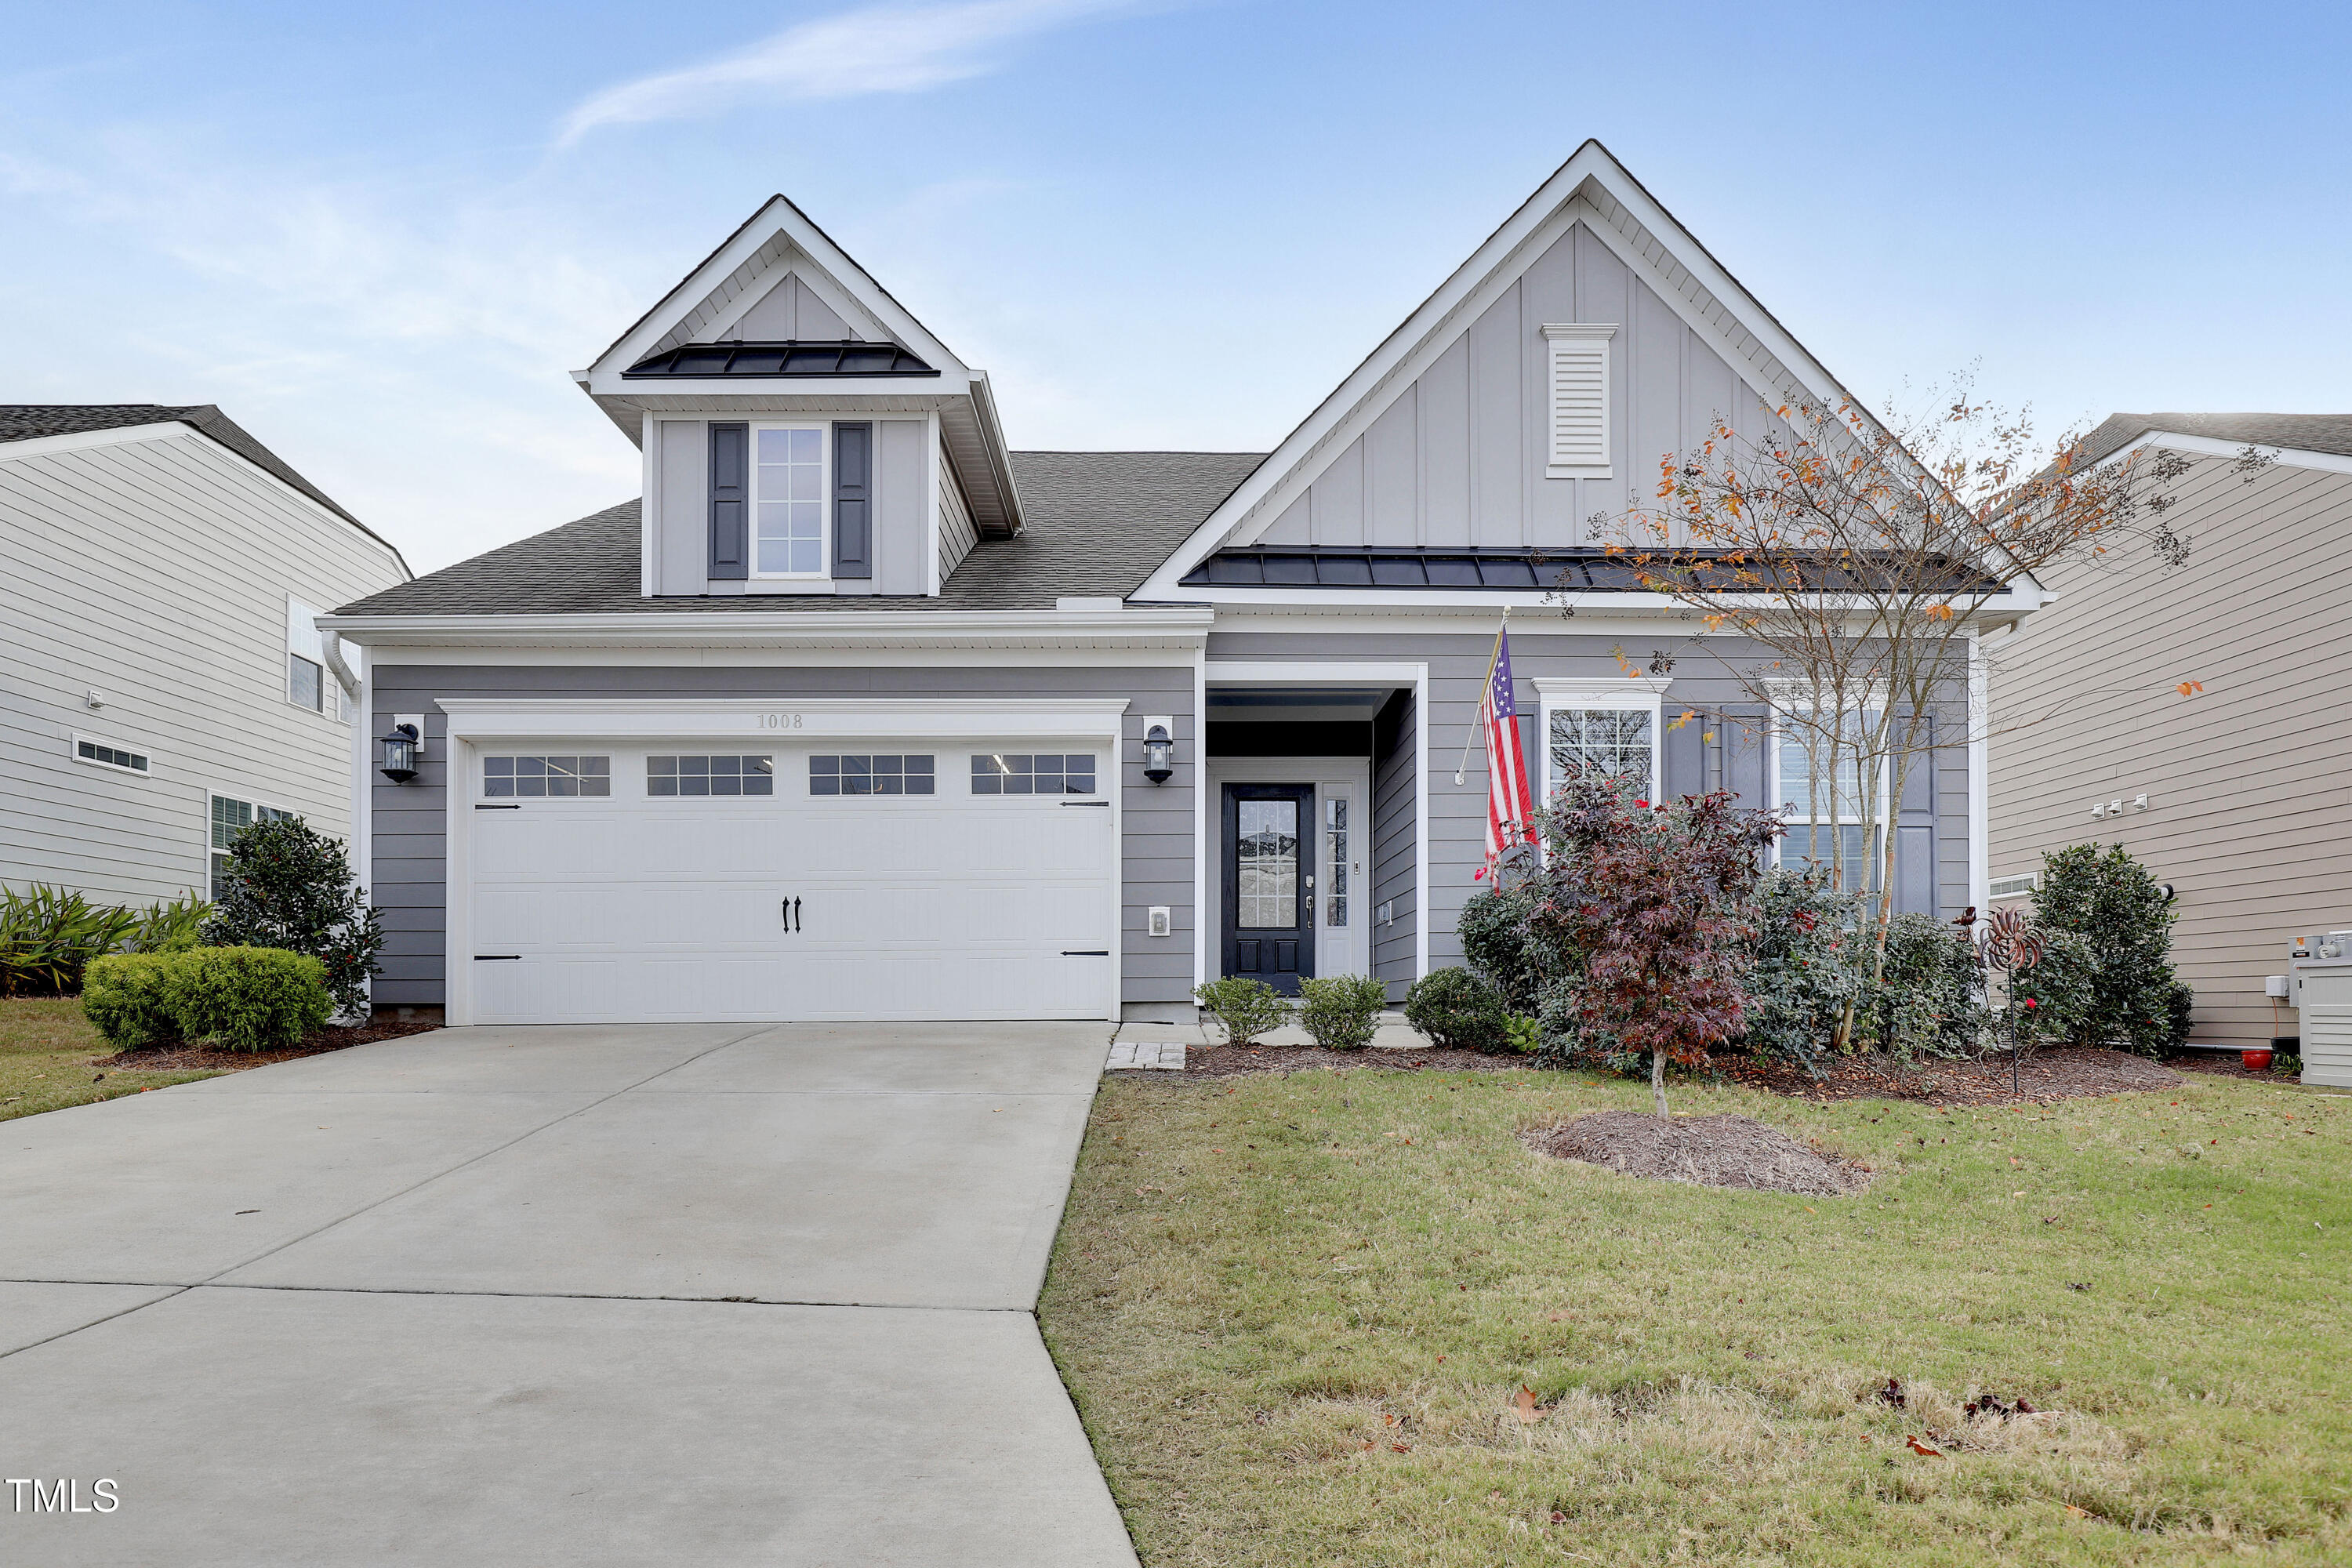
[207, 789, 296, 899]
[1541, 322, 1616, 478]
[71, 733, 152, 777]
[1766, 696, 1891, 874]
[749, 420, 832, 582]
[1532, 676, 1667, 805]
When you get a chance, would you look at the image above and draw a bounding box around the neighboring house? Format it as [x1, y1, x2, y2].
[328, 141, 2029, 1027]
[1989, 412, 2352, 1048]
[0, 405, 411, 906]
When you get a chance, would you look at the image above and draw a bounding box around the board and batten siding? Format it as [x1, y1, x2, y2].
[0, 429, 405, 904]
[366, 662, 1198, 1009]
[1250, 220, 1777, 553]
[1989, 452, 2352, 1044]
[1209, 631, 1973, 982]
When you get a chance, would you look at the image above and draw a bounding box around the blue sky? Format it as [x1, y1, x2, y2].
[5, 1, 2347, 574]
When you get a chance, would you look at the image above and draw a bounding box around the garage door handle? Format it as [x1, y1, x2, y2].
[1060, 800, 1109, 808]
[781, 897, 801, 932]
[474, 955, 521, 961]
[1061, 949, 1109, 956]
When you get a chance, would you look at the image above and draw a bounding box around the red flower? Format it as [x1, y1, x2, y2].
[1635, 800, 1650, 808]
[2022, 998, 2038, 1011]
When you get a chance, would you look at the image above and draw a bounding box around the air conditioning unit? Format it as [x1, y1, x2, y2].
[2285, 929, 2352, 1088]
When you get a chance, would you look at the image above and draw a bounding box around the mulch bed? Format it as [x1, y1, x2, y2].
[1170, 1043, 1530, 1078]
[1526, 1110, 1872, 1196]
[1711, 1046, 2179, 1107]
[92, 1015, 443, 1074]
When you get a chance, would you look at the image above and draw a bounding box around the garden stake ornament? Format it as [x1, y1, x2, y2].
[1975, 905, 2045, 1097]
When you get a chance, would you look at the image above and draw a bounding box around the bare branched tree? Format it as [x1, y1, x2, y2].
[1581, 383, 2222, 1007]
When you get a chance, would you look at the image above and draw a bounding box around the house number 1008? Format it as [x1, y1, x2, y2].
[757, 713, 804, 729]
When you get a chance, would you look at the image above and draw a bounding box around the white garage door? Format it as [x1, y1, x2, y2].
[458, 742, 1115, 1024]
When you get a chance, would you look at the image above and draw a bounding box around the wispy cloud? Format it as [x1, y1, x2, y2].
[555, 0, 1128, 146]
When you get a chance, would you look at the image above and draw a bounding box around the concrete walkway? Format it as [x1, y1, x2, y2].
[0, 1022, 1135, 1566]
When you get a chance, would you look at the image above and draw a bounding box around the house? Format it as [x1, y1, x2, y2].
[1, 405, 410, 906]
[1988, 412, 2352, 1052]
[325, 141, 2024, 1028]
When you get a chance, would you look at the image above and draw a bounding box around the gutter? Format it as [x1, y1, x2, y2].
[320, 604, 1214, 650]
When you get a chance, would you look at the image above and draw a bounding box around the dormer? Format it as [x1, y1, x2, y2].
[575, 196, 1021, 597]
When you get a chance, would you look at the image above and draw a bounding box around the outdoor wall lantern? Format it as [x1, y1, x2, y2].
[379, 722, 421, 784]
[1142, 719, 1174, 785]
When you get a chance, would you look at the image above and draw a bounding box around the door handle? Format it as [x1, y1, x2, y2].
[793, 897, 803, 932]
[781, 897, 801, 933]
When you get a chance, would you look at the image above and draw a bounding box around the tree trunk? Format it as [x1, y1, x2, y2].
[1652, 1047, 1670, 1118]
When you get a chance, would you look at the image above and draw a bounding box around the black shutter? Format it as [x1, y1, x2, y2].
[1662, 703, 1705, 801]
[833, 421, 873, 579]
[1893, 713, 1937, 916]
[708, 422, 749, 580]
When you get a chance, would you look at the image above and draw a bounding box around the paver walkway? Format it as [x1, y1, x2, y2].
[0, 1022, 1135, 1566]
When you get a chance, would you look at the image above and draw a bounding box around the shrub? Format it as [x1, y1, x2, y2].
[1194, 977, 1290, 1045]
[0, 884, 141, 996]
[1403, 967, 1508, 1052]
[2030, 843, 2186, 1054]
[204, 817, 384, 1018]
[2008, 927, 2096, 1047]
[1298, 974, 1389, 1051]
[1457, 884, 1548, 1011]
[82, 953, 184, 1048]
[1501, 1013, 1543, 1054]
[1858, 911, 1990, 1062]
[1740, 871, 1864, 1073]
[82, 946, 332, 1051]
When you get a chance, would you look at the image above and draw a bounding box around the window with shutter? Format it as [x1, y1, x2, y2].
[1541, 323, 1615, 477]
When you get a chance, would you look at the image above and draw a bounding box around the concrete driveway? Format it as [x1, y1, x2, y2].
[0, 1022, 1134, 1566]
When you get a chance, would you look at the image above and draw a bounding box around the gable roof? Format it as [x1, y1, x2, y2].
[2080, 412, 2352, 466]
[328, 451, 1261, 619]
[0, 403, 406, 567]
[1130, 140, 1869, 599]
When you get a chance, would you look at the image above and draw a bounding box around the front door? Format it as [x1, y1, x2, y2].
[1221, 783, 1315, 994]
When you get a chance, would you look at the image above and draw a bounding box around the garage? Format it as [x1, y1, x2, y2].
[438, 701, 1124, 1025]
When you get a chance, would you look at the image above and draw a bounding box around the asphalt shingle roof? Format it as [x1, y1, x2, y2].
[331, 450, 1262, 617]
[0, 404, 381, 534]
[2079, 412, 2352, 466]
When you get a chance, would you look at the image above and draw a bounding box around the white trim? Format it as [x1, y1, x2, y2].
[1530, 676, 1665, 804]
[639, 409, 659, 597]
[323, 607, 1215, 652]
[1988, 873, 2036, 900]
[1204, 757, 1374, 982]
[435, 696, 1130, 743]
[746, 419, 832, 583]
[1969, 629, 1990, 911]
[2097, 430, 2352, 478]
[1541, 323, 1616, 478]
[1203, 659, 1429, 983]
[1191, 644, 1207, 993]
[357, 644, 1201, 670]
[205, 787, 297, 900]
[70, 733, 153, 777]
[350, 645, 372, 1011]
[924, 408, 943, 597]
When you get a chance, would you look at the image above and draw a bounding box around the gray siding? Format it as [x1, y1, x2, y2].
[1210, 631, 1974, 976]
[368, 662, 1197, 1008]
[1989, 454, 2352, 1044]
[938, 437, 980, 586]
[647, 416, 929, 597]
[728, 272, 856, 341]
[1370, 690, 1417, 993]
[0, 430, 405, 903]
[1253, 221, 1773, 551]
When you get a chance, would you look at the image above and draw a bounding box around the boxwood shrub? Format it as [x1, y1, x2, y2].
[1403, 967, 1508, 1052]
[82, 946, 332, 1052]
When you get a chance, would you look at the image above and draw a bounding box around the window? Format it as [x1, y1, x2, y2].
[648, 755, 774, 797]
[288, 654, 324, 713]
[1773, 708, 1880, 887]
[811, 755, 934, 796]
[482, 756, 611, 798]
[1533, 680, 1665, 805]
[1236, 798, 1300, 929]
[969, 753, 1098, 796]
[74, 736, 150, 775]
[210, 794, 296, 899]
[1541, 323, 1615, 477]
[754, 426, 826, 575]
[1325, 797, 1348, 927]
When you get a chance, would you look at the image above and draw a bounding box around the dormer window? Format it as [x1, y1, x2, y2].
[755, 425, 827, 577]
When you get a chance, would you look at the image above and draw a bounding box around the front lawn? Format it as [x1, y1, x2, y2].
[1040, 1063, 2350, 1565]
[0, 997, 222, 1121]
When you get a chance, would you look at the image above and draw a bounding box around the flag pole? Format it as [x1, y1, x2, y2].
[1454, 604, 1509, 786]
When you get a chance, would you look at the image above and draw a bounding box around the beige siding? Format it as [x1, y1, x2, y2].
[1987, 452, 2352, 1044]
[0, 430, 408, 904]
[938, 435, 979, 585]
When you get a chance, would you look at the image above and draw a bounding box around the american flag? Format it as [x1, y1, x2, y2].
[1480, 624, 1538, 862]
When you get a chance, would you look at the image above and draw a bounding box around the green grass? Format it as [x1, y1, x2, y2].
[1040, 1064, 2350, 1565]
[0, 996, 220, 1121]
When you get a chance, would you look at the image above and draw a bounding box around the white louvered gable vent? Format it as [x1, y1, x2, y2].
[1542, 323, 1616, 477]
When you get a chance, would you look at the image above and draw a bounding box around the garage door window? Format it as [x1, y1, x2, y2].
[648, 755, 775, 797]
[971, 753, 1098, 796]
[809, 754, 935, 796]
[484, 756, 612, 798]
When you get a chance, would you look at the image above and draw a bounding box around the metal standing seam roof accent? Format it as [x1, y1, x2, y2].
[622, 339, 939, 379]
[1181, 546, 2001, 594]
